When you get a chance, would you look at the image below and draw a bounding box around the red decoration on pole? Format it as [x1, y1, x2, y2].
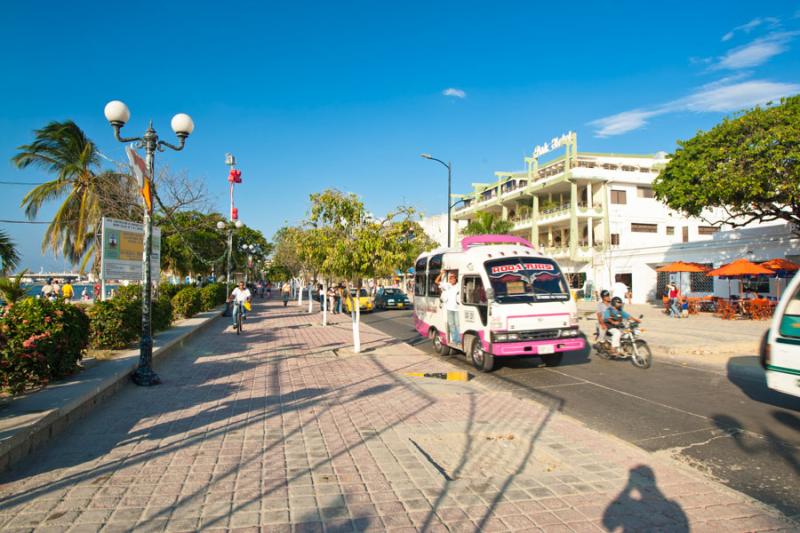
[232, 207, 239, 220]
[228, 169, 242, 183]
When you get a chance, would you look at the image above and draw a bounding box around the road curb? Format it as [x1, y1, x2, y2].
[0, 305, 224, 474]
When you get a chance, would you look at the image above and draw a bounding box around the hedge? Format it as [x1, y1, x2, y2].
[200, 283, 227, 311]
[1, 281, 226, 393]
[171, 286, 202, 318]
[0, 298, 89, 394]
[88, 285, 174, 350]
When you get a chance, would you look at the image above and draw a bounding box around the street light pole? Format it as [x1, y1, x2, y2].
[420, 154, 453, 247]
[104, 101, 194, 387]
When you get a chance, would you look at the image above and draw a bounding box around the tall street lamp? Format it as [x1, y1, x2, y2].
[217, 219, 243, 311]
[104, 100, 194, 386]
[420, 154, 452, 247]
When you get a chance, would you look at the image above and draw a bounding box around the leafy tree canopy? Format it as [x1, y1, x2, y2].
[653, 94, 800, 233]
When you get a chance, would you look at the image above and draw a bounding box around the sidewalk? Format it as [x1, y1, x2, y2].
[0, 298, 793, 532]
[577, 301, 768, 372]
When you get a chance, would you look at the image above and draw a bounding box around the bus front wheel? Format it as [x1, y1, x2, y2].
[430, 329, 452, 356]
[468, 335, 494, 372]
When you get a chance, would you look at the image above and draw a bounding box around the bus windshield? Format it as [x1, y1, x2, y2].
[485, 257, 570, 303]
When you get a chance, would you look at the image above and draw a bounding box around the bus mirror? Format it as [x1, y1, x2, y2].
[485, 287, 495, 301]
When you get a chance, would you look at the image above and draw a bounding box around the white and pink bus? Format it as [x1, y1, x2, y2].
[413, 235, 585, 371]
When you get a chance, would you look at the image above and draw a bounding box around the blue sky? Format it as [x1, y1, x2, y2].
[1, 1, 799, 271]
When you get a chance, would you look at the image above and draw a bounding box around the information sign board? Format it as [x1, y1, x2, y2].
[100, 217, 161, 281]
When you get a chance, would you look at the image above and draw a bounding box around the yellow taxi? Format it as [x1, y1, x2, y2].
[344, 288, 373, 314]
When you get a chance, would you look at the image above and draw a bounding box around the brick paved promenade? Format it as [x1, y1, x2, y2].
[0, 299, 794, 532]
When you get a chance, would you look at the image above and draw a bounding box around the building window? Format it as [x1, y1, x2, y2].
[698, 225, 720, 235]
[666, 226, 675, 235]
[637, 187, 655, 198]
[690, 265, 713, 292]
[610, 190, 627, 204]
[631, 223, 658, 233]
[611, 233, 620, 246]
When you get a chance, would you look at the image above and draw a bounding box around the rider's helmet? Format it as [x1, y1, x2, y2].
[611, 296, 624, 308]
[600, 290, 610, 299]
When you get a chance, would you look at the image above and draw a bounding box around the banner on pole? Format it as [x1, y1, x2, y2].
[100, 217, 161, 281]
[126, 144, 153, 213]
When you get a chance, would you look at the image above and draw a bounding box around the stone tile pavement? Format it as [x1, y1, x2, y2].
[0, 299, 795, 532]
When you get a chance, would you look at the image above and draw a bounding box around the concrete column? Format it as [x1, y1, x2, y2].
[501, 204, 509, 221]
[602, 183, 611, 249]
[570, 181, 579, 258]
[531, 195, 539, 247]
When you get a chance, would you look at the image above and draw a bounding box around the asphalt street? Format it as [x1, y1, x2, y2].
[360, 308, 800, 520]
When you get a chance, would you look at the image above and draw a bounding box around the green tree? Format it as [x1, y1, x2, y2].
[462, 211, 515, 236]
[0, 230, 20, 274]
[0, 270, 28, 305]
[653, 95, 800, 233]
[11, 121, 137, 271]
[158, 211, 227, 277]
[307, 190, 433, 351]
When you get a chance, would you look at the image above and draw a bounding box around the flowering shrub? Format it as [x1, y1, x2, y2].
[0, 298, 89, 393]
[171, 287, 202, 318]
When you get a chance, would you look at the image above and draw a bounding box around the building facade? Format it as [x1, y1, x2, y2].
[449, 132, 799, 302]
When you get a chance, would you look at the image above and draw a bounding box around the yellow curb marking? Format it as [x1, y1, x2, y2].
[404, 371, 471, 381]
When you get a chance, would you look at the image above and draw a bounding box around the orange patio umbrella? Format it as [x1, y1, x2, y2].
[656, 262, 711, 297]
[706, 259, 775, 298]
[760, 258, 800, 297]
[656, 261, 711, 273]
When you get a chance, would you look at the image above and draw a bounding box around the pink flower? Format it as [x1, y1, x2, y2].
[22, 320, 29, 325]
[44, 316, 52, 323]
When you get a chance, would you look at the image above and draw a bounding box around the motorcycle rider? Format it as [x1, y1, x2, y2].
[603, 296, 642, 355]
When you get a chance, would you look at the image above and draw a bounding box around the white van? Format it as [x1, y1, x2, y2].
[761, 271, 800, 397]
[413, 235, 585, 371]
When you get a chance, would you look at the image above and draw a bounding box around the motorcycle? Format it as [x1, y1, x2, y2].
[593, 315, 652, 369]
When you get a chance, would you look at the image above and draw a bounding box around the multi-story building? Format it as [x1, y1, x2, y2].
[449, 132, 799, 302]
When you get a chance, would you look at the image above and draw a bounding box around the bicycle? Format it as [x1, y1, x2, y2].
[233, 300, 244, 335]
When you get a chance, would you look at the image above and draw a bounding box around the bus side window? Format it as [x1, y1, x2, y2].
[414, 258, 428, 297]
[779, 285, 800, 338]
[428, 254, 443, 297]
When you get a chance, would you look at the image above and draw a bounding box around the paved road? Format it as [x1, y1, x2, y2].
[361, 309, 800, 520]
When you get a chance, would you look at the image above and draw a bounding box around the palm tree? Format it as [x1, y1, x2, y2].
[462, 211, 515, 236]
[11, 121, 135, 272]
[0, 270, 28, 305]
[0, 230, 20, 274]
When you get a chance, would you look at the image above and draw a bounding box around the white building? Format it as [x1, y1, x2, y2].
[448, 132, 799, 302]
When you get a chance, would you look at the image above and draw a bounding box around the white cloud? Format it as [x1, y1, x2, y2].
[442, 88, 466, 99]
[589, 109, 664, 138]
[714, 31, 797, 69]
[684, 79, 800, 112]
[721, 17, 780, 41]
[589, 78, 800, 137]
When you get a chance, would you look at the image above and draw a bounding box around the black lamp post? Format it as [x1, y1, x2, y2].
[420, 153, 452, 247]
[104, 100, 194, 386]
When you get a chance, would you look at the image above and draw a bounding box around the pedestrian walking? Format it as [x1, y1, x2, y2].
[281, 282, 291, 307]
[61, 280, 74, 302]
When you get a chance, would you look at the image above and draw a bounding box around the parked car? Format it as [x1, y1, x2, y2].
[375, 287, 411, 310]
[344, 288, 373, 314]
[761, 271, 800, 398]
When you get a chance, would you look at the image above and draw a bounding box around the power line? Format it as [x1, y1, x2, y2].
[0, 219, 54, 224]
[0, 181, 46, 185]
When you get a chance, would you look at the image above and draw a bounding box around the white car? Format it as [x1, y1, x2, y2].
[761, 271, 800, 397]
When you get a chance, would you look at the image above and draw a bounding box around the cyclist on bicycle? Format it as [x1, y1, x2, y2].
[230, 281, 252, 330]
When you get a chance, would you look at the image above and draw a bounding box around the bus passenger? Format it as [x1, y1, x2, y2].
[435, 270, 461, 345]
